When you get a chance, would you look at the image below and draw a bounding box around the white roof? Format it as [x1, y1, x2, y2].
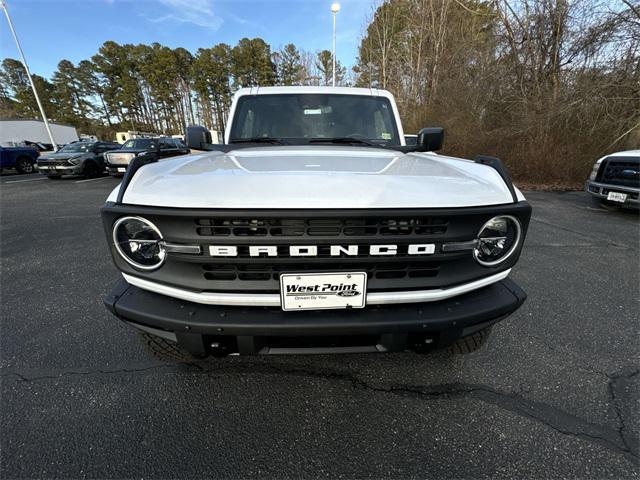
[608, 149, 640, 157]
[233, 85, 395, 100]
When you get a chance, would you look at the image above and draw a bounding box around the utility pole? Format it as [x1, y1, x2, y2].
[331, 2, 340, 87]
[1, 0, 58, 150]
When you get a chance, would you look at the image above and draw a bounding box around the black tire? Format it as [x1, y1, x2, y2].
[446, 326, 493, 355]
[83, 161, 99, 178]
[15, 156, 34, 174]
[138, 332, 198, 363]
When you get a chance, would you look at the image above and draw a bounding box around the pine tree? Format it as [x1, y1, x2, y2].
[315, 50, 345, 86]
[277, 44, 304, 85]
[231, 38, 277, 88]
[192, 44, 233, 134]
[0, 58, 55, 119]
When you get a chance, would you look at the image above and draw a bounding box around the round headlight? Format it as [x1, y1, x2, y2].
[112, 216, 166, 270]
[473, 215, 522, 266]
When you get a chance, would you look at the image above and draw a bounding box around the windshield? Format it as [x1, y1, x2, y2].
[59, 143, 93, 153]
[123, 139, 156, 149]
[229, 94, 400, 146]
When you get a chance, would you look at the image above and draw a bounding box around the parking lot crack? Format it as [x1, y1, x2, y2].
[3, 360, 636, 461]
[0, 363, 196, 382]
[385, 382, 636, 459]
[196, 362, 637, 460]
[606, 368, 640, 457]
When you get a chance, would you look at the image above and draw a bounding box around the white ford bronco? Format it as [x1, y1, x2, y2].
[102, 86, 531, 359]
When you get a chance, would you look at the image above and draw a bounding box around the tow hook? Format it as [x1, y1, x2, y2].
[208, 339, 231, 357]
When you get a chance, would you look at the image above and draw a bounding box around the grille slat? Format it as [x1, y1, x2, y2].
[196, 217, 449, 238]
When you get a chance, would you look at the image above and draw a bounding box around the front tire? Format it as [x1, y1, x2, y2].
[446, 327, 493, 354]
[15, 156, 34, 174]
[138, 332, 199, 363]
[83, 161, 99, 178]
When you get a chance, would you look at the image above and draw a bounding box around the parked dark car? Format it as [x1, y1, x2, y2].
[105, 137, 190, 175]
[23, 140, 55, 152]
[0, 145, 39, 174]
[37, 141, 121, 178]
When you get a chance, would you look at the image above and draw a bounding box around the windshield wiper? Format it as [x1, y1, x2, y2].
[229, 137, 286, 145]
[307, 137, 380, 147]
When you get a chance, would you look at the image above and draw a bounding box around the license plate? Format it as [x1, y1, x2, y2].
[117, 167, 126, 173]
[280, 272, 367, 311]
[55, 166, 66, 170]
[607, 191, 627, 203]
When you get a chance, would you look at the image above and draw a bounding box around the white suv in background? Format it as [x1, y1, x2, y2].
[586, 150, 640, 208]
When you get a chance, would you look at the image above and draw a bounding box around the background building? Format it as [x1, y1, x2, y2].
[0, 118, 78, 145]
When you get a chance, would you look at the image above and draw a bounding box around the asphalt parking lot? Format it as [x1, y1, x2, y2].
[1, 172, 638, 478]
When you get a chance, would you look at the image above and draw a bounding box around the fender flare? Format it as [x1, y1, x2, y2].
[474, 155, 518, 203]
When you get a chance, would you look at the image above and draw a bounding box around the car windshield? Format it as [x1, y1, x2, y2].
[59, 143, 93, 153]
[123, 139, 156, 149]
[228, 94, 400, 146]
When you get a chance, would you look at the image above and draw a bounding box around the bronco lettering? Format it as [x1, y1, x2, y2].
[209, 244, 437, 257]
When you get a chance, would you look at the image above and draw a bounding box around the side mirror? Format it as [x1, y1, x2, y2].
[404, 134, 418, 146]
[185, 125, 212, 150]
[417, 127, 444, 151]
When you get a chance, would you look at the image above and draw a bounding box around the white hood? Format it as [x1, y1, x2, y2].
[109, 146, 522, 208]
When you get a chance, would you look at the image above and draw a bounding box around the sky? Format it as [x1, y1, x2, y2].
[0, 0, 374, 79]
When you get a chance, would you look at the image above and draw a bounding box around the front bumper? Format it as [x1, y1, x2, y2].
[107, 164, 129, 175]
[105, 277, 527, 355]
[38, 163, 82, 175]
[585, 180, 639, 205]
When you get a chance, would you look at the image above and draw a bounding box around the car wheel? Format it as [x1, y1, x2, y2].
[83, 161, 99, 178]
[138, 332, 201, 363]
[446, 327, 492, 355]
[15, 156, 34, 174]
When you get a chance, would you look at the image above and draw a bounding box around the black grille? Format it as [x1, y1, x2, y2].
[102, 203, 532, 294]
[597, 156, 640, 188]
[39, 160, 72, 167]
[203, 261, 440, 282]
[196, 217, 448, 237]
